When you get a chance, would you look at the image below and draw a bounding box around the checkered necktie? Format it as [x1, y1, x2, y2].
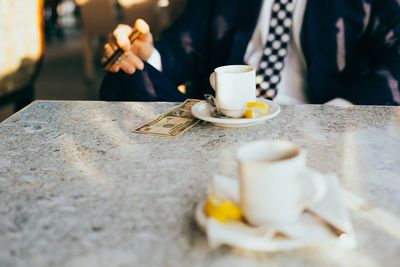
[256, 0, 295, 99]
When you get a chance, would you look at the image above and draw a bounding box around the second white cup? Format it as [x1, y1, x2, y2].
[236, 140, 327, 226]
[209, 65, 256, 118]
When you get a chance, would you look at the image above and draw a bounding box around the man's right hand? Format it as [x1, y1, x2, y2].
[103, 19, 154, 74]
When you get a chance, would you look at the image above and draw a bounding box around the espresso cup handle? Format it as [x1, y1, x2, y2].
[298, 168, 327, 209]
[209, 72, 216, 90]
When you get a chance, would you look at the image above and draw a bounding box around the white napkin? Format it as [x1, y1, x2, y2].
[197, 174, 356, 251]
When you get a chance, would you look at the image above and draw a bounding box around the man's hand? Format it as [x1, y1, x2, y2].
[103, 19, 154, 74]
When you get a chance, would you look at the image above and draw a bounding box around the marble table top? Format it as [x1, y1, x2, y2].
[0, 101, 399, 267]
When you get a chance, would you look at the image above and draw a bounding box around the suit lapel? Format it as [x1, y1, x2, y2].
[301, 0, 336, 102]
[227, 0, 263, 64]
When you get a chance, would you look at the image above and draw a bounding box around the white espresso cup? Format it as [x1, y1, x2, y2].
[209, 65, 256, 118]
[236, 140, 327, 226]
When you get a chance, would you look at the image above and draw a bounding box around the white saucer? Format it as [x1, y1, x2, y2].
[191, 98, 280, 128]
[195, 200, 313, 251]
[195, 174, 356, 251]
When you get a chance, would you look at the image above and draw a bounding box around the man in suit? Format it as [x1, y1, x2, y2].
[100, 0, 400, 105]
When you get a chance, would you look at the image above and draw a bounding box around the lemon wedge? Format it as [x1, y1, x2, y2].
[244, 101, 269, 119]
[244, 108, 255, 119]
[204, 196, 243, 223]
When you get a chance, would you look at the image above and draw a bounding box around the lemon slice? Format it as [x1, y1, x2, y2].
[204, 196, 243, 223]
[246, 101, 269, 110]
[244, 101, 269, 119]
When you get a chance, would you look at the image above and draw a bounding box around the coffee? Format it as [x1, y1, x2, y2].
[265, 149, 300, 162]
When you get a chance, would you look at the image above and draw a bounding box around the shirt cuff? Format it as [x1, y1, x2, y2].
[146, 48, 162, 71]
[324, 98, 353, 106]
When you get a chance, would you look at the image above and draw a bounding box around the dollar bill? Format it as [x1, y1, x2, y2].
[133, 99, 201, 136]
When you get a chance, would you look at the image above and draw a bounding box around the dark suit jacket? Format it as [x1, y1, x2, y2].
[101, 0, 400, 105]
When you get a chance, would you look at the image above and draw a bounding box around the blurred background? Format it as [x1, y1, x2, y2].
[0, 0, 186, 121]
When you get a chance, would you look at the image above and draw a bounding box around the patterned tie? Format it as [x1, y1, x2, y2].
[256, 0, 295, 99]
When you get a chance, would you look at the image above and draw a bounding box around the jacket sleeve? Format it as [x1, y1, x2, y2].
[341, 0, 400, 105]
[155, 0, 212, 86]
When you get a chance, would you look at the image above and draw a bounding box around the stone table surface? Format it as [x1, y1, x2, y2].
[0, 101, 399, 267]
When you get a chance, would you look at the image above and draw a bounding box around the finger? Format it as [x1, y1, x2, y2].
[113, 24, 133, 51]
[137, 31, 153, 44]
[107, 33, 120, 49]
[113, 24, 133, 39]
[110, 52, 135, 74]
[104, 54, 122, 72]
[119, 60, 136, 74]
[131, 39, 154, 61]
[124, 52, 144, 71]
[133, 33, 153, 54]
[134, 19, 150, 34]
[104, 43, 115, 58]
[132, 39, 151, 52]
[107, 64, 120, 73]
[104, 51, 126, 72]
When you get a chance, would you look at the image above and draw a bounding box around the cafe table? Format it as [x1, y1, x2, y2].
[0, 100, 399, 267]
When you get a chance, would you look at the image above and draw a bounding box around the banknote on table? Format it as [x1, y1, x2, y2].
[133, 99, 201, 137]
